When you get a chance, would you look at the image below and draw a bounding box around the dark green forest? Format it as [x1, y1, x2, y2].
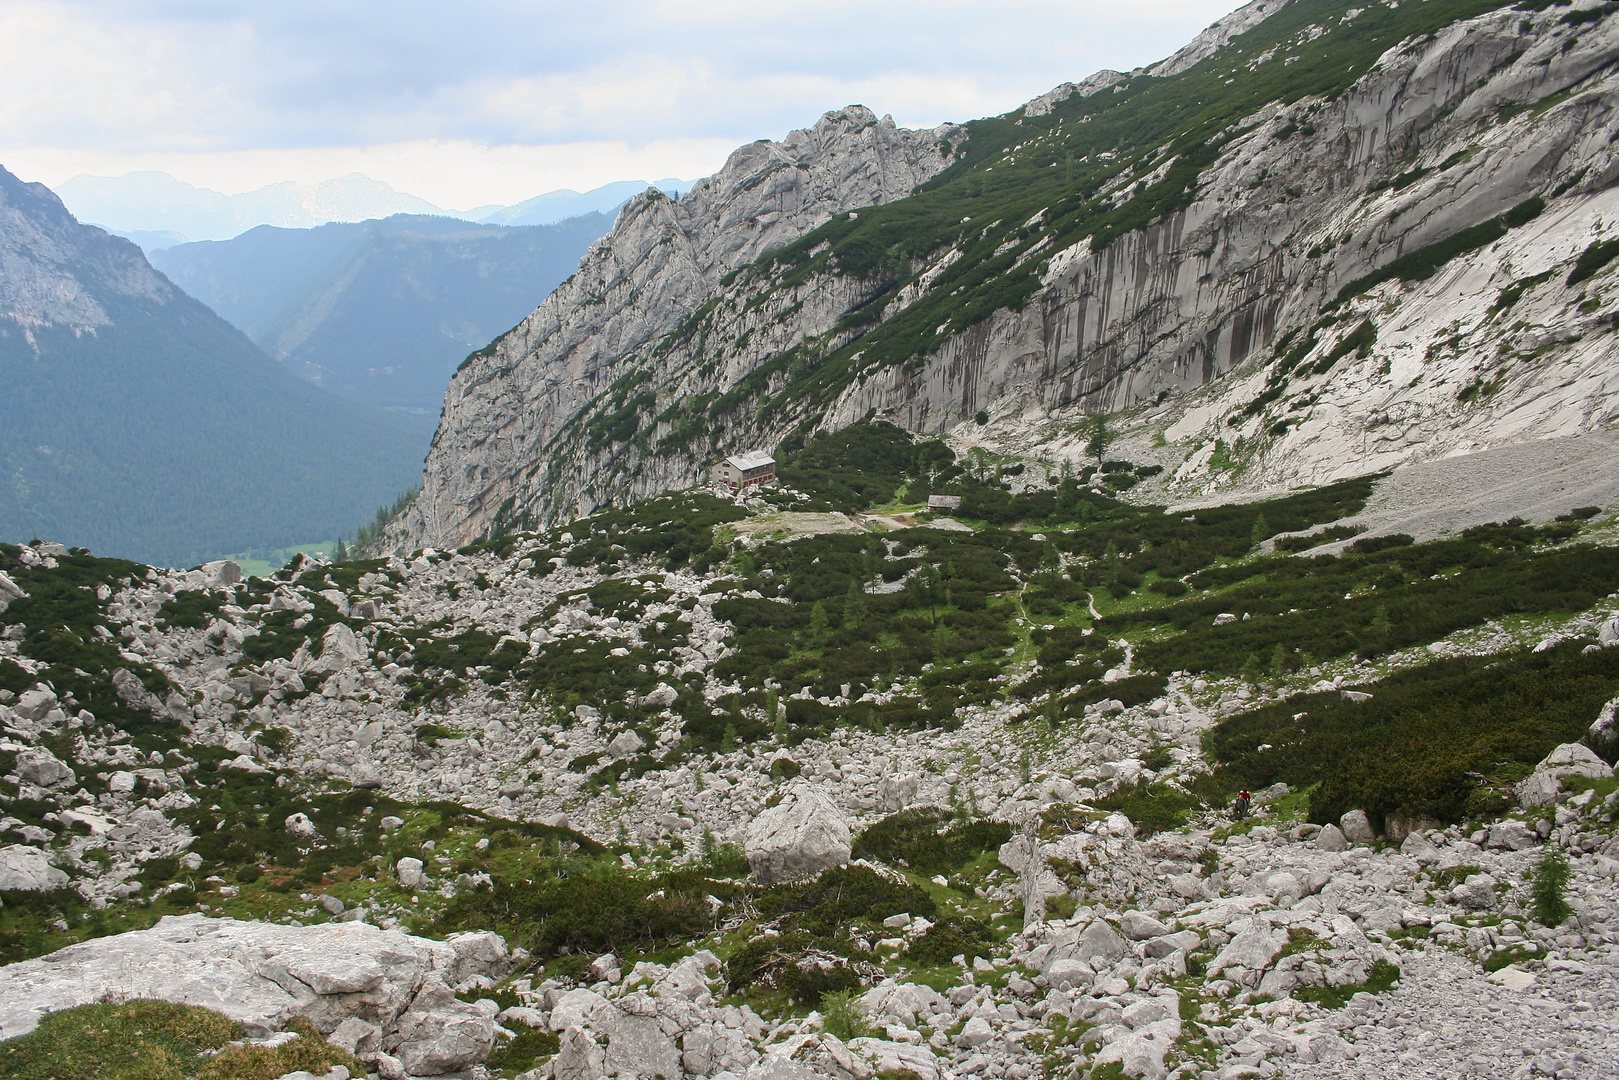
[0, 271, 429, 567]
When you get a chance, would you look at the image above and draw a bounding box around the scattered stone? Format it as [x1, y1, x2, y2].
[396, 857, 426, 890]
[1338, 810, 1376, 843]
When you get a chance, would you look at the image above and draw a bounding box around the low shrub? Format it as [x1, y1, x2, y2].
[907, 916, 995, 966]
[850, 808, 1012, 875]
[758, 864, 936, 935]
[485, 1026, 562, 1074]
[1094, 781, 1201, 835]
[432, 866, 716, 960]
[1207, 642, 1619, 827]
[1293, 959, 1401, 1009]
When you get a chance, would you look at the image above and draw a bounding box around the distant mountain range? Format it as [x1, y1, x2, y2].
[54, 171, 691, 249]
[150, 213, 615, 414]
[0, 164, 429, 567]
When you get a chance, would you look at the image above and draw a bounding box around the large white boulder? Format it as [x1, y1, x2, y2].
[11, 747, 74, 789]
[0, 570, 24, 613]
[391, 973, 496, 1076]
[743, 782, 851, 884]
[606, 729, 646, 759]
[0, 844, 70, 892]
[10, 687, 55, 722]
[1599, 614, 1619, 648]
[1338, 809, 1376, 843]
[307, 622, 368, 675]
[1208, 916, 1286, 985]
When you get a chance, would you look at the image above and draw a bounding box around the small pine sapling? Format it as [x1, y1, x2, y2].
[1531, 845, 1572, 927]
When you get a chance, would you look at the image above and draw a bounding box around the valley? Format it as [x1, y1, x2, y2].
[1, 0, 1617, 1077]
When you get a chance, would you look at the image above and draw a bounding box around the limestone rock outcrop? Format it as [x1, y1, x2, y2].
[1517, 742, 1615, 807]
[0, 914, 514, 1073]
[0, 845, 69, 893]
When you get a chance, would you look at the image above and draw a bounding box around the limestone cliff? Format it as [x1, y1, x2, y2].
[409, 106, 960, 544]
[404, 0, 1619, 549]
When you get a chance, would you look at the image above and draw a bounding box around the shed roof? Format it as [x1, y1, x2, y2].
[725, 451, 775, 470]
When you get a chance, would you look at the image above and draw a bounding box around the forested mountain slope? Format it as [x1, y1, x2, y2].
[152, 213, 613, 414]
[0, 166, 428, 566]
[404, 0, 1619, 549]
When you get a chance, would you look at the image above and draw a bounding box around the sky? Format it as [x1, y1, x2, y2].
[0, 0, 1248, 211]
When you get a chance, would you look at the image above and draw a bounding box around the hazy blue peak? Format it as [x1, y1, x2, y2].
[56, 171, 444, 242]
[55, 171, 698, 247]
[473, 178, 693, 227]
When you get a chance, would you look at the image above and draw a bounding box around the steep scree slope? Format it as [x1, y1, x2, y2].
[406, 0, 1619, 549]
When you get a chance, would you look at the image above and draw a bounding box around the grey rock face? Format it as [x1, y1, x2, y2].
[551, 1025, 606, 1080]
[1074, 919, 1127, 965]
[307, 622, 367, 676]
[595, 1003, 683, 1079]
[1451, 873, 1499, 910]
[10, 688, 54, 722]
[1045, 958, 1094, 991]
[1599, 615, 1619, 649]
[1118, 910, 1171, 941]
[743, 781, 852, 884]
[1591, 696, 1619, 760]
[0, 570, 24, 614]
[1485, 820, 1538, 851]
[399, 9, 1619, 548]
[878, 773, 919, 812]
[606, 729, 646, 759]
[1517, 742, 1614, 807]
[1209, 916, 1285, 985]
[391, 974, 496, 1076]
[1315, 824, 1349, 852]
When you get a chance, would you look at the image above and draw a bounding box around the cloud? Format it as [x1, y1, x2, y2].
[0, 0, 1248, 207]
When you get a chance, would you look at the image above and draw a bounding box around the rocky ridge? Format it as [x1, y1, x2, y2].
[407, 106, 959, 542]
[401, 0, 1619, 552]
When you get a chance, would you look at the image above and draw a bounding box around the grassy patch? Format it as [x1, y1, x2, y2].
[0, 1001, 360, 1080]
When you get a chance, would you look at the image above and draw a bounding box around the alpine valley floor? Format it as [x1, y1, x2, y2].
[0, 423, 1617, 1079]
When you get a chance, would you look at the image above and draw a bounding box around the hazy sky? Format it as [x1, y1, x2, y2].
[1, 0, 1246, 209]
